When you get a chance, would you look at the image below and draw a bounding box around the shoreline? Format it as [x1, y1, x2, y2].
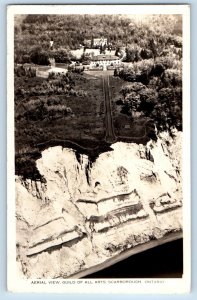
[69, 231, 183, 279]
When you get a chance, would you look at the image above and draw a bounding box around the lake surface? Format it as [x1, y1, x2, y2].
[83, 239, 183, 278]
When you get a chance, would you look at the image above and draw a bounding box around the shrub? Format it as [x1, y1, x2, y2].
[119, 59, 155, 84]
[50, 49, 71, 64]
[150, 63, 165, 77]
[116, 99, 123, 105]
[162, 68, 182, 87]
[140, 48, 153, 60]
[114, 68, 118, 76]
[14, 65, 36, 77]
[30, 46, 50, 65]
[120, 82, 146, 97]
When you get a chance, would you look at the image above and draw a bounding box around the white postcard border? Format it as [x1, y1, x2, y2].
[7, 4, 191, 294]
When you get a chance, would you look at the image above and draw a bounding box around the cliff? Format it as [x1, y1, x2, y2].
[16, 130, 182, 278]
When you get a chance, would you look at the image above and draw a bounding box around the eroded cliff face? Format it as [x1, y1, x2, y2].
[16, 130, 182, 279]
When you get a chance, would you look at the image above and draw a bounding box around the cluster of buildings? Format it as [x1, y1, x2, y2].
[80, 37, 124, 70]
[46, 37, 124, 73]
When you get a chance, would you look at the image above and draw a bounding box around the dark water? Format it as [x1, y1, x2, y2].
[83, 239, 183, 278]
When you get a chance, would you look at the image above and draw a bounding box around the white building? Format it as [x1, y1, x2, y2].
[90, 54, 121, 70]
[93, 37, 107, 47]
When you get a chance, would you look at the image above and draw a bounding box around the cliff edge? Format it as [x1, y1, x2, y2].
[16, 130, 182, 278]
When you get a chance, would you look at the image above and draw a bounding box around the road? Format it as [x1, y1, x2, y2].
[102, 73, 117, 143]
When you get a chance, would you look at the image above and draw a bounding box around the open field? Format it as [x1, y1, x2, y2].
[84, 70, 114, 77]
[15, 67, 158, 179]
[15, 70, 107, 179]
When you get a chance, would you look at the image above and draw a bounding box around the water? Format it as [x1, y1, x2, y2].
[83, 239, 183, 278]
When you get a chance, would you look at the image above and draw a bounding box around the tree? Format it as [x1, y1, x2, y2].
[50, 49, 71, 63]
[114, 68, 118, 76]
[30, 46, 50, 65]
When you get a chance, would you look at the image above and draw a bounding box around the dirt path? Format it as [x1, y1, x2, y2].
[102, 73, 117, 143]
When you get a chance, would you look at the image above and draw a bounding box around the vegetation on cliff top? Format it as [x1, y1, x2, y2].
[15, 14, 182, 64]
[14, 14, 182, 180]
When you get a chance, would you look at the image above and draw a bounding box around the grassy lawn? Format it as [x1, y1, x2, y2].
[37, 66, 52, 71]
[114, 115, 146, 138]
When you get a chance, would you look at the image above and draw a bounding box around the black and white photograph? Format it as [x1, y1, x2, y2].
[7, 4, 190, 293]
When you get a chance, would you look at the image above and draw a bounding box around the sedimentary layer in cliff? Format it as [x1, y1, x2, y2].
[16, 130, 182, 279]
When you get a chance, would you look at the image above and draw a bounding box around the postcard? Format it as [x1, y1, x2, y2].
[7, 4, 190, 293]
